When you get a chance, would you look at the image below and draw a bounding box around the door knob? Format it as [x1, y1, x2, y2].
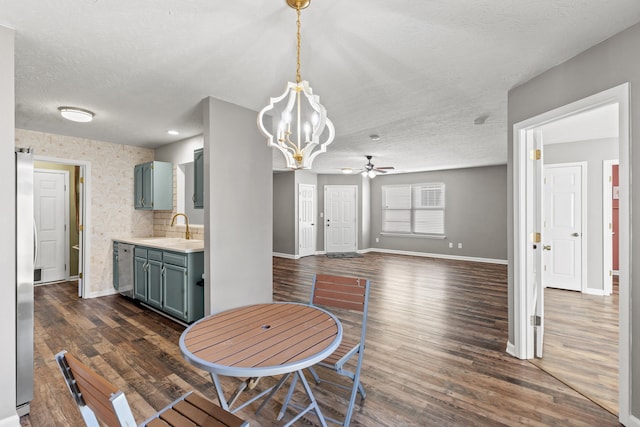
[571, 232, 580, 237]
[543, 245, 551, 251]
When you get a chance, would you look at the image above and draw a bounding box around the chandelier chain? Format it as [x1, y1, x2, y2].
[296, 5, 301, 83]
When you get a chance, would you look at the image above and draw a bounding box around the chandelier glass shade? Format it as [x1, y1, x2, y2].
[257, 0, 334, 170]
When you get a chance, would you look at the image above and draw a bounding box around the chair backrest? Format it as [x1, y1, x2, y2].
[56, 350, 137, 427]
[311, 274, 370, 313]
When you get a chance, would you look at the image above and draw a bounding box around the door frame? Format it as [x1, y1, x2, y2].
[34, 155, 91, 298]
[511, 83, 629, 422]
[542, 162, 587, 293]
[34, 168, 70, 282]
[602, 159, 619, 296]
[323, 185, 358, 253]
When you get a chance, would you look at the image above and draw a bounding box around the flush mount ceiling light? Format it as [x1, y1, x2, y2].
[257, 0, 335, 170]
[167, 130, 180, 136]
[58, 106, 94, 123]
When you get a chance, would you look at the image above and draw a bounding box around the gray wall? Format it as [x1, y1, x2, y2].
[370, 165, 507, 260]
[544, 138, 619, 293]
[273, 171, 295, 254]
[203, 97, 272, 313]
[508, 22, 640, 419]
[0, 25, 18, 425]
[272, 170, 318, 256]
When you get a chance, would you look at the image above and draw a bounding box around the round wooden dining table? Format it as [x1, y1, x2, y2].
[179, 302, 342, 427]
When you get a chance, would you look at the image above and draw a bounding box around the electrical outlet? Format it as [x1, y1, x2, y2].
[448, 242, 453, 248]
[376, 237, 380, 243]
[458, 243, 462, 249]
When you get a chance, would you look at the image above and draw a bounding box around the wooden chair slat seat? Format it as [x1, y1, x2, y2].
[56, 350, 248, 427]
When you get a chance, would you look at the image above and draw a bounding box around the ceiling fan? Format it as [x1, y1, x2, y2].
[343, 155, 395, 178]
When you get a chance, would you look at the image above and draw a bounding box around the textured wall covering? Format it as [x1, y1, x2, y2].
[15, 128, 155, 297]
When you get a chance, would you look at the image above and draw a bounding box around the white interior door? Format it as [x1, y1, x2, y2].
[298, 184, 316, 257]
[543, 164, 584, 292]
[324, 185, 357, 253]
[34, 169, 68, 283]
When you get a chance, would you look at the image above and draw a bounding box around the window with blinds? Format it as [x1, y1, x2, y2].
[382, 183, 445, 235]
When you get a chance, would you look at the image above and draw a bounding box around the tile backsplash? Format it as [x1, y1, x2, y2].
[153, 165, 204, 240]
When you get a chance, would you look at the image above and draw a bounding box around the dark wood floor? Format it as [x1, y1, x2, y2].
[22, 253, 620, 426]
[530, 282, 619, 415]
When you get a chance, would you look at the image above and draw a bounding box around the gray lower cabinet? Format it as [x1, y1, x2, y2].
[132, 246, 204, 323]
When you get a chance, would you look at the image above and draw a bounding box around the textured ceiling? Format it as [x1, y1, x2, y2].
[3, 1, 640, 174]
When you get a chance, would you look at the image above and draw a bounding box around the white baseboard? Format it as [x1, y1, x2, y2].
[584, 288, 607, 296]
[0, 414, 20, 427]
[85, 288, 120, 298]
[273, 249, 507, 265]
[506, 341, 516, 358]
[628, 413, 640, 427]
[272, 252, 300, 259]
[367, 248, 508, 265]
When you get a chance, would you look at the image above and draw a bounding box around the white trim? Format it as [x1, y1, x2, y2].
[512, 82, 630, 425]
[272, 252, 300, 259]
[628, 414, 640, 427]
[602, 159, 618, 296]
[367, 248, 507, 265]
[85, 288, 119, 298]
[276, 248, 507, 265]
[0, 414, 20, 427]
[380, 233, 447, 239]
[583, 288, 607, 296]
[506, 341, 516, 358]
[33, 155, 91, 299]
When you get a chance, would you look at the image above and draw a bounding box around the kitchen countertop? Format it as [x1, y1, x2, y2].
[113, 237, 204, 253]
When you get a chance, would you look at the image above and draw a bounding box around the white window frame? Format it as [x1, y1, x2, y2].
[382, 183, 446, 238]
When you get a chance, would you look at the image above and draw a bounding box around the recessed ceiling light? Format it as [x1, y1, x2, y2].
[58, 106, 94, 123]
[369, 134, 380, 141]
[167, 130, 180, 136]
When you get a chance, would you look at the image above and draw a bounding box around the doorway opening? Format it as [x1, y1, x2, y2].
[511, 83, 629, 422]
[33, 156, 90, 298]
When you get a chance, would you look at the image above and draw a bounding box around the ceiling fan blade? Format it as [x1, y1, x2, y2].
[374, 169, 388, 174]
[375, 166, 395, 170]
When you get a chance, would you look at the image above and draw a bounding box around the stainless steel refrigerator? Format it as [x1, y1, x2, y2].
[15, 147, 34, 416]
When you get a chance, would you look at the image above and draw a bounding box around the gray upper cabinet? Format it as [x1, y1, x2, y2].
[193, 148, 203, 209]
[134, 161, 173, 210]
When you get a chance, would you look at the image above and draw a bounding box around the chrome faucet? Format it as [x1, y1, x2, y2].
[170, 213, 192, 240]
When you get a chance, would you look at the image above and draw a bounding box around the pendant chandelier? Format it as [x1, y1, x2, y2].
[257, 0, 335, 170]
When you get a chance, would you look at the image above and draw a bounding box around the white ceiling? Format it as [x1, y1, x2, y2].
[3, 1, 639, 174]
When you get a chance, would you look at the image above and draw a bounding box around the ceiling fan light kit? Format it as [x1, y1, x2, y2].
[257, 0, 335, 170]
[354, 155, 395, 179]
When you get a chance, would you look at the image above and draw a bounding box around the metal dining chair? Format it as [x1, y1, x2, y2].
[279, 273, 371, 427]
[55, 350, 248, 427]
